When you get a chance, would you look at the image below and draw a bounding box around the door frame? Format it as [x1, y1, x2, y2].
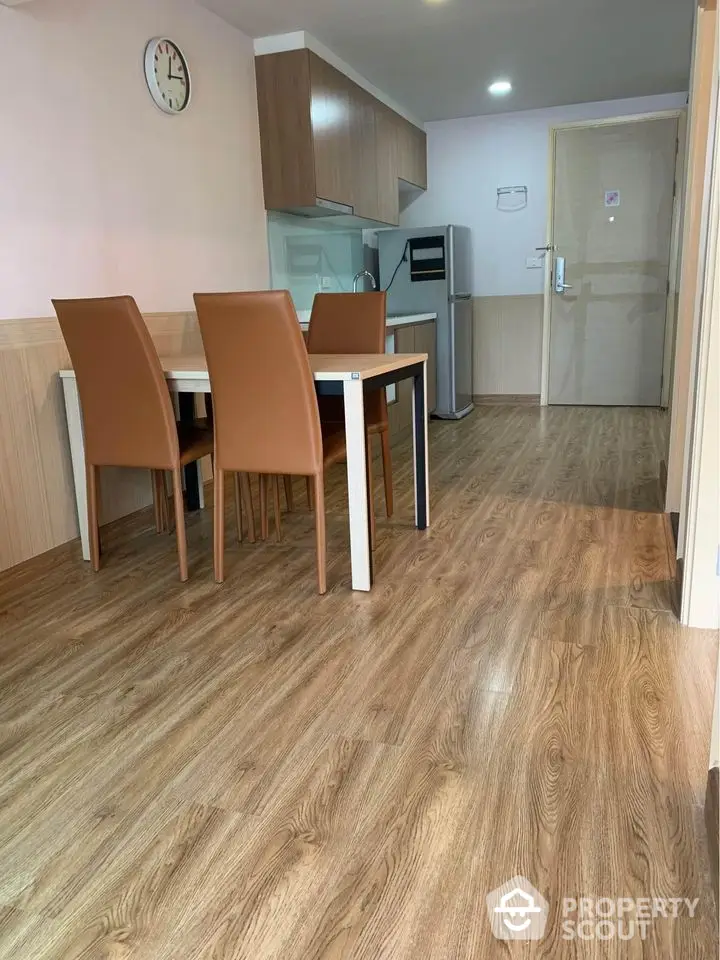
[679, 46, 719, 630]
[540, 110, 686, 406]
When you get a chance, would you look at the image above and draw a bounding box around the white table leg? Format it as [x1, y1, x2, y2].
[61, 377, 90, 561]
[343, 378, 372, 591]
[412, 360, 430, 530]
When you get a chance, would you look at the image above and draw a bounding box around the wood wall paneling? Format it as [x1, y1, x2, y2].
[0, 312, 200, 573]
[472, 295, 544, 397]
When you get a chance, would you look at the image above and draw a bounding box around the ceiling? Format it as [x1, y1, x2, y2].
[200, 0, 693, 122]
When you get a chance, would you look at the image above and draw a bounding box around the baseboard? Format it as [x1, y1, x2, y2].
[473, 394, 540, 406]
[706, 765, 719, 908]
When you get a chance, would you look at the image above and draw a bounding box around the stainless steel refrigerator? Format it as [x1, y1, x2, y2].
[378, 225, 474, 419]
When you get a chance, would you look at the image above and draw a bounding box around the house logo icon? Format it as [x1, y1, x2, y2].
[486, 876, 549, 940]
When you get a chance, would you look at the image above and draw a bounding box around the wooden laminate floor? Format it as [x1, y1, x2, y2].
[0, 407, 717, 959]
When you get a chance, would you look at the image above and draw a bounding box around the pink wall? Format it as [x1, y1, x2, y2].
[0, 0, 269, 320]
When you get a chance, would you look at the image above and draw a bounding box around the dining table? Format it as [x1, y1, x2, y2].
[59, 351, 430, 591]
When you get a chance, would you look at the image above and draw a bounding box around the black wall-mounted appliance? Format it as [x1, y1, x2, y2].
[409, 235, 446, 282]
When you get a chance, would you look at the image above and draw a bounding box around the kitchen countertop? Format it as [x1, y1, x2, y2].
[297, 311, 437, 331]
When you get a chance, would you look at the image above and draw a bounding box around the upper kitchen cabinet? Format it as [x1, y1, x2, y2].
[254, 49, 426, 225]
[395, 116, 428, 190]
[374, 104, 400, 225]
[308, 54, 355, 210]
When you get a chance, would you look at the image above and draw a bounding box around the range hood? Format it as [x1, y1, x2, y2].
[283, 198, 354, 219]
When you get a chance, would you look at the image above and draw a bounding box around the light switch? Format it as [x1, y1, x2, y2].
[525, 257, 544, 269]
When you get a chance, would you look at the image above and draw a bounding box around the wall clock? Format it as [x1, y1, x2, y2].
[144, 38, 191, 115]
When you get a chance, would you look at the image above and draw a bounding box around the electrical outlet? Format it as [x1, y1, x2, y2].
[525, 257, 544, 269]
[320, 276, 332, 289]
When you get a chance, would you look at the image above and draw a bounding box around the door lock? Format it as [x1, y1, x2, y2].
[554, 256, 573, 294]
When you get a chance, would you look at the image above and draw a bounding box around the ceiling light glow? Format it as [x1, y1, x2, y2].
[489, 80, 512, 96]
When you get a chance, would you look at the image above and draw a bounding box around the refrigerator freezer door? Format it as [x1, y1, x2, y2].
[451, 297, 474, 417]
[447, 225, 473, 298]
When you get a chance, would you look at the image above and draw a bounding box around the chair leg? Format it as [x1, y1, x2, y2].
[241, 473, 256, 543]
[313, 472, 326, 595]
[306, 476, 314, 512]
[152, 470, 161, 533]
[380, 427, 394, 518]
[161, 471, 173, 534]
[273, 476, 282, 542]
[152, 470, 166, 533]
[283, 475, 295, 512]
[233, 472, 243, 544]
[160, 471, 170, 531]
[260, 474, 269, 540]
[86, 462, 100, 572]
[367, 433, 376, 552]
[214, 467, 225, 582]
[172, 467, 189, 583]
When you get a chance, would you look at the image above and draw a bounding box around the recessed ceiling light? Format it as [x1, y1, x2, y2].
[489, 80, 512, 96]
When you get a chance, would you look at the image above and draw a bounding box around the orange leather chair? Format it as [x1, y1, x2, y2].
[306, 292, 393, 518]
[194, 290, 347, 594]
[53, 296, 213, 581]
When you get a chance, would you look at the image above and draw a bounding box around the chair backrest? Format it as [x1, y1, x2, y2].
[194, 290, 323, 476]
[307, 291, 388, 427]
[53, 296, 179, 469]
[307, 292, 387, 354]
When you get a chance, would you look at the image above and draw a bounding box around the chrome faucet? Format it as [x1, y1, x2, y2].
[353, 270, 377, 293]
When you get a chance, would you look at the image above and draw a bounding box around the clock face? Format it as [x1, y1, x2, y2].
[144, 38, 191, 115]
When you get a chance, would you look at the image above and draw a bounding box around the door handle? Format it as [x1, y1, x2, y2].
[554, 256, 573, 294]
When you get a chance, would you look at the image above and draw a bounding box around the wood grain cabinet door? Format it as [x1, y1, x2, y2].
[389, 326, 415, 438]
[375, 105, 400, 225]
[308, 53, 354, 207]
[396, 117, 428, 190]
[409, 124, 428, 190]
[350, 86, 379, 220]
[255, 51, 316, 210]
[413, 322, 437, 413]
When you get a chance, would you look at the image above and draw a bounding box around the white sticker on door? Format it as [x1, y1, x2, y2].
[604, 190, 620, 207]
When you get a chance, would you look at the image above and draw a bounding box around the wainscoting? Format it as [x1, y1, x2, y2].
[472, 294, 543, 398]
[473, 394, 540, 406]
[0, 311, 202, 572]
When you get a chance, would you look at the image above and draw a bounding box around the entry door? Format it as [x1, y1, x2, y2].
[548, 118, 678, 405]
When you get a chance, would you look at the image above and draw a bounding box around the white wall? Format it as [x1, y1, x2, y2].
[0, 0, 268, 320]
[402, 93, 687, 298]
